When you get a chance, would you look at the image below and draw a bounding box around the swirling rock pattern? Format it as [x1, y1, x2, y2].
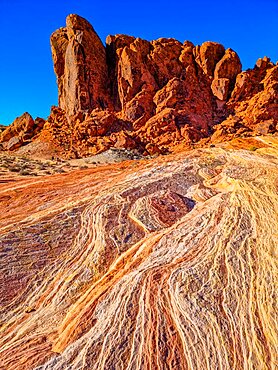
[0, 139, 277, 369]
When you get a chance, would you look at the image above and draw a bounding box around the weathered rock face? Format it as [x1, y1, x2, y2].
[194, 41, 225, 77]
[211, 59, 278, 142]
[51, 14, 111, 117]
[211, 48, 242, 100]
[0, 113, 45, 150]
[230, 60, 278, 126]
[0, 125, 6, 134]
[0, 113, 34, 143]
[3, 14, 277, 157]
[47, 14, 277, 156]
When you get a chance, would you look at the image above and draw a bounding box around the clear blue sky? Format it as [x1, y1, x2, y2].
[0, 0, 277, 125]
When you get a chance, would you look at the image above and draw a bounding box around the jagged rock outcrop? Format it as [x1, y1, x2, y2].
[211, 58, 278, 142]
[0, 113, 45, 151]
[194, 41, 225, 77]
[0, 125, 6, 134]
[51, 14, 111, 116]
[2, 14, 277, 157]
[46, 15, 278, 156]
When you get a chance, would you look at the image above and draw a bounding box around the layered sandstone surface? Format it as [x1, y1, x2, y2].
[0, 137, 277, 369]
[1, 14, 277, 157]
[0, 13, 277, 370]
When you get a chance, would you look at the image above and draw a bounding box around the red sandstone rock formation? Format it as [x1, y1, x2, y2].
[0, 113, 45, 150]
[0, 14, 277, 157]
[0, 14, 277, 369]
[51, 14, 111, 116]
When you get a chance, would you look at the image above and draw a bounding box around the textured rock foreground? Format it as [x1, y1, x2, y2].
[0, 138, 277, 369]
[1, 14, 277, 157]
[0, 13, 277, 370]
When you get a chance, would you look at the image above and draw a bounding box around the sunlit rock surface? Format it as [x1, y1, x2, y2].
[0, 137, 277, 369]
[1, 15, 277, 158]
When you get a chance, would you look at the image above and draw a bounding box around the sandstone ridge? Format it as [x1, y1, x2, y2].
[1, 14, 277, 157]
